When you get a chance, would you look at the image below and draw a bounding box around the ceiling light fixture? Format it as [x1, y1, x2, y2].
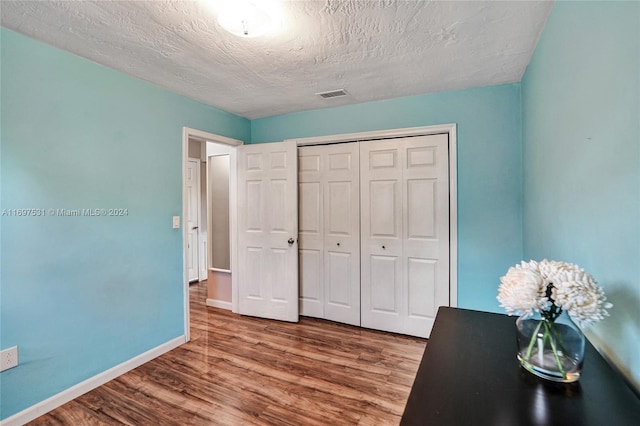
[213, 0, 284, 38]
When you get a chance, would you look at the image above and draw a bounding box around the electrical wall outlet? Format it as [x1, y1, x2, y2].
[0, 346, 19, 372]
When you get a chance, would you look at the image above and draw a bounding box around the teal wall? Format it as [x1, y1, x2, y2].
[6, 0, 638, 417]
[522, 1, 640, 391]
[0, 28, 250, 419]
[252, 84, 524, 314]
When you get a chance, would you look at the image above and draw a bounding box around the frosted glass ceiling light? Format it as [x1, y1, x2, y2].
[215, 0, 283, 38]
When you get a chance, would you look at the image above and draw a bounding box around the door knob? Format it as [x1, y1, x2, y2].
[382, 245, 386, 250]
[337, 242, 340, 246]
[288, 238, 295, 246]
[192, 226, 199, 230]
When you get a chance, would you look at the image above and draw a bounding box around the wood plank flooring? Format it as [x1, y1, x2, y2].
[29, 281, 427, 425]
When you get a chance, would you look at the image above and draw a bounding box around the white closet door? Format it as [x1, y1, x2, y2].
[360, 140, 404, 333]
[298, 146, 324, 318]
[323, 143, 360, 326]
[361, 135, 449, 337]
[403, 134, 449, 337]
[299, 143, 360, 325]
[238, 141, 299, 322]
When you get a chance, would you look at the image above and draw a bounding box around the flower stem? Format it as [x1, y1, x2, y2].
[550, 321, 568, 356]
[543, 320, 567, 378]
[525, 321, 543, 359]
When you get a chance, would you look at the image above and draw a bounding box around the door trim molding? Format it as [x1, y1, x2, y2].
[290, 124, 454, 146]
[182, 127, 243, 341]
[285, 123, 458, 307]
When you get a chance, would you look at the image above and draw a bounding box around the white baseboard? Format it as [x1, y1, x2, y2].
[1, 336, 185, 426]
[206, 298, 232, 311]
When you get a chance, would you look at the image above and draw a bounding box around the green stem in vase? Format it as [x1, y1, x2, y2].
[525, 320, 543, 360]
[550, 321, 568, 356]
[543, 320, 567, 379]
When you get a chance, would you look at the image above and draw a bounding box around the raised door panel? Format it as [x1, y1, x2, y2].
[407, 258, 437, 319]
[326, 251, 352, 307]
[299, 182, 321, 236]
[326, 181, 352, 236]
[270, 248, 289, 301]
[370, 255, 399, 313]
[369, 149, 398, 171]
[299, 249, 323, 317]
[328, 151, 353, 172]
[299, 150, 321, 181]
[369, 180, 400, 238]
[268, 179, 288, 233]
[245, 180, 263, 232]
[245, 247, 264, 299]
[406, 178, 437, 240]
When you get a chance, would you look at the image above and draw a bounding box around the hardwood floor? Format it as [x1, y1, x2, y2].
[30, 281, 427, 425]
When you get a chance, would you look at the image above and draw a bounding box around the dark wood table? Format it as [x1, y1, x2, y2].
[401, 307, 640, 425]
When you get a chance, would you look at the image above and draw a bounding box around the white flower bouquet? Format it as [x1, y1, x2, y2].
[497, 259, 612, 382]
[498, 259, 612, 324]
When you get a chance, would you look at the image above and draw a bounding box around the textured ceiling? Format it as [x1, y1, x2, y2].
[1, 0, 553, 119]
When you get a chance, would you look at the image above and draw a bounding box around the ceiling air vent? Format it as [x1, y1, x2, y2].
[316, 89, 348, 99]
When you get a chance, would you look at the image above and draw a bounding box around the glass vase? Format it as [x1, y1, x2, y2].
[515, 309, 585, 383]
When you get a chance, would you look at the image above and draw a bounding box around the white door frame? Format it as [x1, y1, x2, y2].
[182, 127, 243, 341]
[286, 123, 458, 307]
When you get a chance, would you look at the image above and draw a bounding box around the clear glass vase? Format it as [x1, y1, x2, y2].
[516, 309, 585, 383]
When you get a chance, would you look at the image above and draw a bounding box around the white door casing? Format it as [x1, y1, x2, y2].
[298, 143, 361, 326]
[198, 145, 208, 282]
[360, 134, 449, 338]
[238, 140, 299, 322]
[187, 159, 200, 282]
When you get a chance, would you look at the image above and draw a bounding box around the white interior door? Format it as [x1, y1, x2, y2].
[187, 159, 200, 282]
[298, 143, 360, 326]
[360, 135, 449, 337]
[238, 140, 299, 322]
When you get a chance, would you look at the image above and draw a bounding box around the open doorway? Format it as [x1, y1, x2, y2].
[204, 142, 236, 312]
[182, 127, 242, 341]
[186, 141, 206, 283]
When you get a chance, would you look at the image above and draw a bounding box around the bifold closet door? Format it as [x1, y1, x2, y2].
[298, 143, 360, 326]
[360, 134, 449, 338]
[298, 147, 324, 318]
